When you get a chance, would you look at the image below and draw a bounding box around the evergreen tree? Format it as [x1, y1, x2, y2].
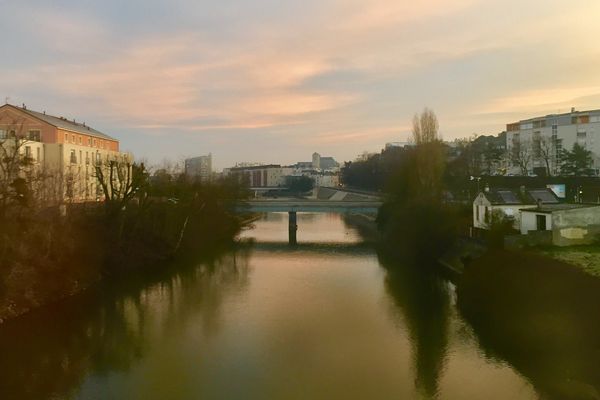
[559, 143, 594, 176]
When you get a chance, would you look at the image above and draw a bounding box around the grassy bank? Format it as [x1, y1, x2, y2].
[532, 246, 600, 278]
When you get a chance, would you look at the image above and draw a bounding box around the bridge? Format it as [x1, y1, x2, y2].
[237, 187, 382, 244]
[242, 200, 381, 213]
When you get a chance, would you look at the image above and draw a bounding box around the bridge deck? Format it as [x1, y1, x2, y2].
[239, 200, 382, 213]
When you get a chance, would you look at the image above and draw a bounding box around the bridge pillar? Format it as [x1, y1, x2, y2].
[288, 211, 298, 245]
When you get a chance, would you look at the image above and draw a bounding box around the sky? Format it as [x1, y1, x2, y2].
[2, 0, 600, 170]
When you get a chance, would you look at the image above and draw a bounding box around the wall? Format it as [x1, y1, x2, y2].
[552, 206, 600, 246]
[520, 211, 552, 234]
[0, 107, 57, 143]
[58, 129, 119, 152]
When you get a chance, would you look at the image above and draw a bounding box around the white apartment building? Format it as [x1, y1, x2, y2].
[506, 108, 600, 175]
[226, 164, 289, 187]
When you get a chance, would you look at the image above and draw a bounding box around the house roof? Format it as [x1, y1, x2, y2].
[1, 104, 116, 141]
[481, 188, 559, 205]
[521, 203, 600, 214]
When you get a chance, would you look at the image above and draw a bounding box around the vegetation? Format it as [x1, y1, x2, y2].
[285, 175, 314, 195]
[0, 127, 249, 322]
[559, 143, 594, 176]
[374, 108, 460, 262]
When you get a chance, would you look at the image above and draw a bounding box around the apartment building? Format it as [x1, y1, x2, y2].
[0, 103, 132, 202]
[185, 153, 212, 182]
[225, 164, 290, 187]
[506, 108, 600, 175]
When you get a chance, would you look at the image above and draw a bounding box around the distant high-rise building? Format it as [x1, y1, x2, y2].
[296, 152, 339, 171]
[312, 152, 321, 169]
[185, 153, 212, 182]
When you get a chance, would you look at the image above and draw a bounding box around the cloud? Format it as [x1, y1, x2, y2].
[2, 0, 600, 168]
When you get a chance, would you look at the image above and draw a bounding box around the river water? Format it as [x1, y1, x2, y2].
[1, 212, 599, 399]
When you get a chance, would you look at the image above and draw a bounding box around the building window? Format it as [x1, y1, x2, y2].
[79, 136, 82, 144]
[25, 146, 31, 158]
[0, 129, 5, 139]
[93, 139, 97, 147]
[28, 130, 41, 141]
[72, 134, 76, 143]
[65, 133, 69, 142]
[88, 137, 91, 146]
[36, 147, 41, 161]
[70, 149, 77, 164]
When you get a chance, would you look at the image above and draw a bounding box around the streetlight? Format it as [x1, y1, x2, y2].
[470, 176, 482, 193]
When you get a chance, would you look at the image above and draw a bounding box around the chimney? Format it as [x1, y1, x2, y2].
[536, 198, 543, 209]
[43, 111, 46, 115]
[571, 107, 576, 113]
[22, 103, 26, 110]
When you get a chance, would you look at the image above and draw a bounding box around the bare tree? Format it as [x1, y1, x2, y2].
[537, 136, 555, 176]
[0, 120, 34, 214]
[412, 107, 440, 145]
[511, 139, 532, 176]
[94, 157, 148, 215]
[411, 108, 445, 201]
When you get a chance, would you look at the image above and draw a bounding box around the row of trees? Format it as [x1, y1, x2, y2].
[0, 128, 249, 321]
[511, 138, 594, 177]
[454, 133, 594, 178]
[343, 133, 596, 194]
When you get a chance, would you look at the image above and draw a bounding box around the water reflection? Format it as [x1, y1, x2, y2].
[0, 249, 251, 400]
[2, 213, 585, 400]
[458, 250, 600, 400]
[378, 250, 451, 399]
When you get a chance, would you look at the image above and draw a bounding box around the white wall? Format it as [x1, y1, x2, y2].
[520, 211, 552, 234]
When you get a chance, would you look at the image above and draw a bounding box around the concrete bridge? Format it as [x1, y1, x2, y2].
[238, 187, 382, 244]
[242, 200, 381, 213]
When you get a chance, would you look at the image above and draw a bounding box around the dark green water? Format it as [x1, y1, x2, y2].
[0, 213, 599, 399]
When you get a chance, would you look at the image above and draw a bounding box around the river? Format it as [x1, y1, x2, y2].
[0, 212, 599, 399]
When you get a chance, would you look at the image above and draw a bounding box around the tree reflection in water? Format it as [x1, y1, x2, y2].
[0, 246, 251, 400]
[378, 249, 452, 399]
[458, 250, 600, 400]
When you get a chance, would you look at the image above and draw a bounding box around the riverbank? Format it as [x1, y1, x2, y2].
[529, 246, 600, 278]
[0, 181, 251, 324]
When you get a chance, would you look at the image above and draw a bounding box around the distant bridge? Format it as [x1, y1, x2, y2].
[237, 187, 382, 244]
[242, 200, 382, 213]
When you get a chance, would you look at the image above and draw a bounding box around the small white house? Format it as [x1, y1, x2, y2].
[473, 188, 559, 230]
[519, 204, 600, 246]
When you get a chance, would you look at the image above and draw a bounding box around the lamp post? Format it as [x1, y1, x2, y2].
[470, 176, 482, 194]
